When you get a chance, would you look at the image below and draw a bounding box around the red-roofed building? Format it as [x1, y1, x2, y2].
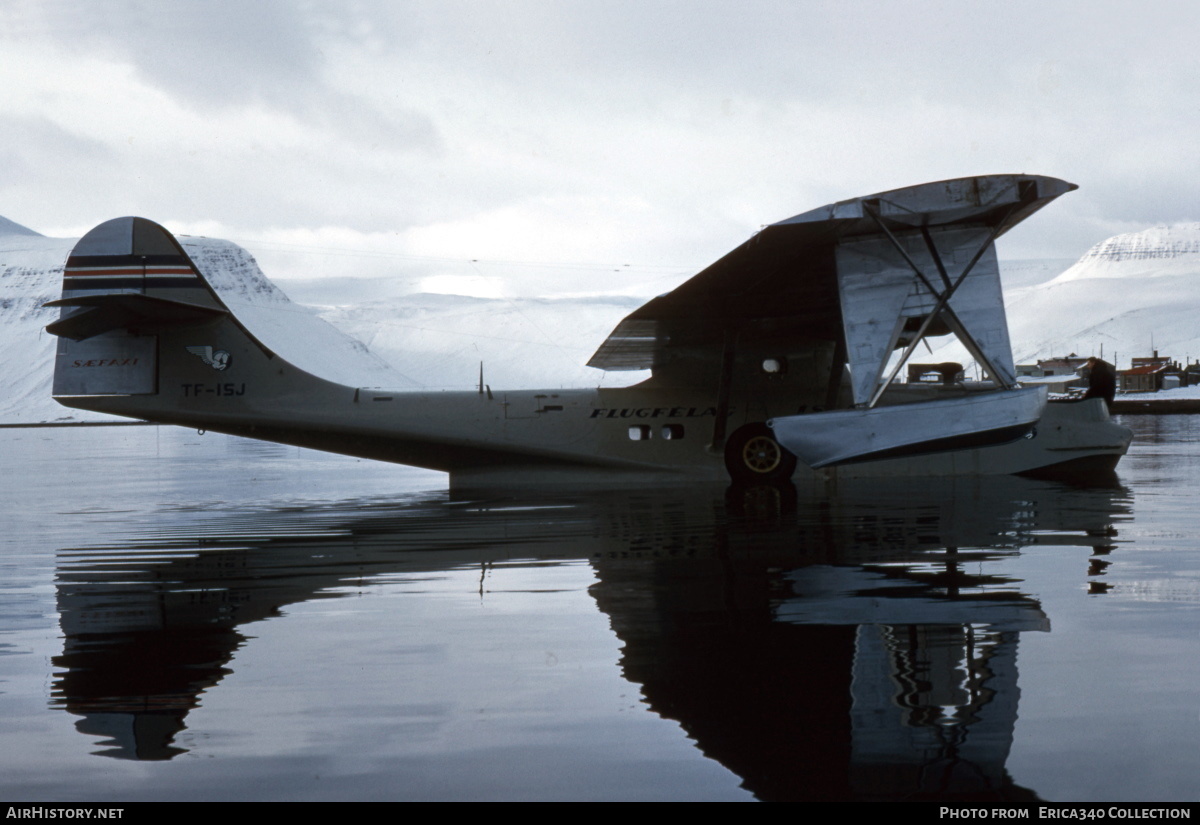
[1119, 354, 1183, 393]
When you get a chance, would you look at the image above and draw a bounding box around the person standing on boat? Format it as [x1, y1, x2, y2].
[1083, 357, 1117, 407]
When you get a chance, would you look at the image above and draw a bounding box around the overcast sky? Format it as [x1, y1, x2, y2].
[3, 0, 1198, 299]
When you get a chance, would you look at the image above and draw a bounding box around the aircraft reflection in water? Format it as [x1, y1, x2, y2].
[52, 477, 1129, 800]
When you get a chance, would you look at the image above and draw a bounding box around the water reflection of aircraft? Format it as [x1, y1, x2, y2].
[53, 477, 1129, 799]
[45, 175, 1131, 490]
[597, 478, 1128, 800]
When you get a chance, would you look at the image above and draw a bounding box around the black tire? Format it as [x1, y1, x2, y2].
[724, 423, 797, 484]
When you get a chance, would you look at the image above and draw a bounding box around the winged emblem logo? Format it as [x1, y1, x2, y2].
[186, 346, 231, 371]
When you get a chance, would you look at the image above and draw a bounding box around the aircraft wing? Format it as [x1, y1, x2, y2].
[587, 175, 1076, 395]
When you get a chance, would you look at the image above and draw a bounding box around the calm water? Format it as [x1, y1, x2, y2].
[1, 417, 1198, 802]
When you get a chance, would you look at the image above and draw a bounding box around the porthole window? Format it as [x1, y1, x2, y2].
[762, 357, 786, 375]
[661, 424, 684, 440]
[628, 425, 651, 440]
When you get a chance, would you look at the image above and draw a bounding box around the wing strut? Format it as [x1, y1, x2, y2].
[860, 200, 1023, 408]
[824, 335, 847, 410]
[709, 330, 738, 450]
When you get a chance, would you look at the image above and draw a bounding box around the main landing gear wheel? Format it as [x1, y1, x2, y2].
[724, 423, 797, 484]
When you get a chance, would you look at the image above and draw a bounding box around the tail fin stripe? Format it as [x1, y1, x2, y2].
[67, 253, 190, 268]
[62, 277, 206, 292]
[65, 266, 196, 276]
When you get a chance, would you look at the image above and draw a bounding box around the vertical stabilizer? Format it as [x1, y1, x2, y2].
[47, 217, 228, 396]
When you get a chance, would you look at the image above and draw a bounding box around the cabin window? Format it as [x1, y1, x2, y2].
[628, 425, 651, 440]
[761, 357, 786, 375]
[661, 424, 684, 440]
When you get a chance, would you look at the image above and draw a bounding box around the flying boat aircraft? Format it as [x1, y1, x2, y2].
[45, 174, 1132, 490]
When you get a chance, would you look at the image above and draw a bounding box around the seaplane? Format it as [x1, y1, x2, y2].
[45, 174, 1132, 490]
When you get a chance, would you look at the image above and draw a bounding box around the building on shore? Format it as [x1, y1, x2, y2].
[1119, 352, 1183, 393]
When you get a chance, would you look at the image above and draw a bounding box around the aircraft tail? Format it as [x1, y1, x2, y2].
[42, 217, 609, 476]
[43, 214, 353, 435]
[47, 217, 233, 398]
[44, 217, 461, 470]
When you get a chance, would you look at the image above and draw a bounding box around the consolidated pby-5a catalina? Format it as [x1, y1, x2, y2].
[46, 174, 1132, 490]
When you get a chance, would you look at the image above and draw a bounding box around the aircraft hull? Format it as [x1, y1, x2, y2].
[57, 388, 1130, 491]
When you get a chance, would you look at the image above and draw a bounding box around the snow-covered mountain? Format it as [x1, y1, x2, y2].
[927, 224, 1200, 372]
[0, 224, 418, 423]
[0, 220, 641, 424]
[313, 292, 642, 391]
[1007, 224, 1200, 365]
[6, 217, 1200, 424]
[0, 229, 78, 422]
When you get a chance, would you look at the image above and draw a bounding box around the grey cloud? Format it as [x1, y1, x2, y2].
[24, 0, 439, 155]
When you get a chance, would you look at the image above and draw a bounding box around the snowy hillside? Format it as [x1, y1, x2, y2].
[928, 224, 1200, 373]
[1007, 224, 1200, 365]
[0, 230, 78, 422]
[0, 220, 641, 424]
[313, 292, 642, 391]
[179, 237, 409, 390]
[0, 226, 412, 424]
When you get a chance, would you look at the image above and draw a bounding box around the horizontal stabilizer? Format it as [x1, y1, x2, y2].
[45, 293, 228, 341]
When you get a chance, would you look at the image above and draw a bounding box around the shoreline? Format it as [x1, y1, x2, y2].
[1111, 398, 1200, 414]
[0, 420, 151, 428]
